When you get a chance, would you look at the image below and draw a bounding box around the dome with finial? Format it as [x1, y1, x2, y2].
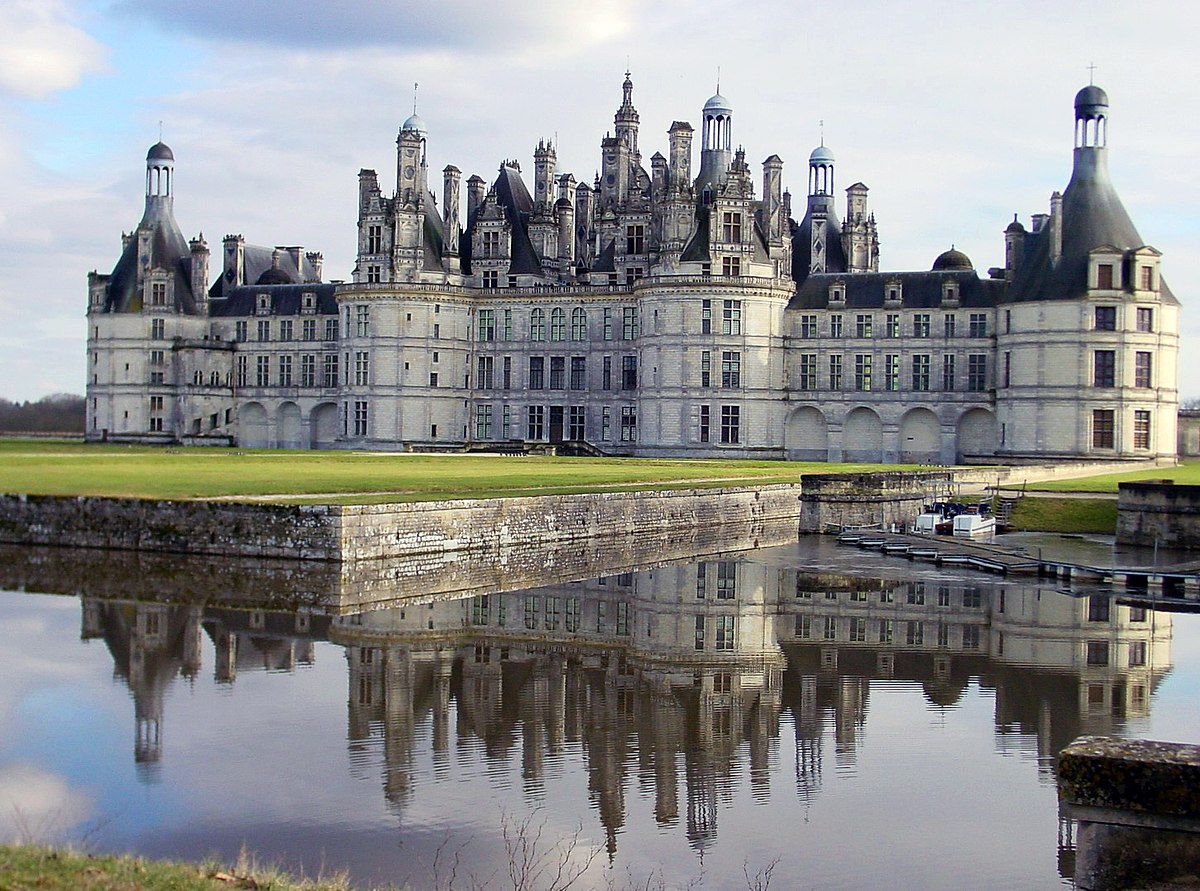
[255, 267, 294, 286]
[401, 112, 427, 136]
[1075, 84, 1108, 113]
[147, 141, 174, 161]
[932, 247, 973, 271]
[703, 92, 732, 115]
[809, 144, 835, 164]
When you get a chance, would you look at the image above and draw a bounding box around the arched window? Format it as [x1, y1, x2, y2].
[571, 307, 587, 341]
[530, 308, 545, 341]
[550, 307, 565, 341]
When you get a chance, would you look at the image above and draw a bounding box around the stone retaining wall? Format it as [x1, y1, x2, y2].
[798, 471, 954, 532]
[0, 485, 803, 562]
[1116, 481, 1200, 548]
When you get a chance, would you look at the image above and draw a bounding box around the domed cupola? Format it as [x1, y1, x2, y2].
[808, 144, 835, 196]
[695, 84, 734, 195]
[400, 111, 428, 138]
[1074, 84, 1108, 149]
[932, 247, 973, 271]
[147, 141, 174, 162]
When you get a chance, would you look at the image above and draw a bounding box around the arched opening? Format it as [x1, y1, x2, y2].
[278, 401, 302, 449]
[957, 408, 998, 461]
[785, 406, 828, 461]
[842, 407, 882, 463]
[311, 402, 338, 449]
[238, 402, 269, 448]
[899, 407, 942, 464]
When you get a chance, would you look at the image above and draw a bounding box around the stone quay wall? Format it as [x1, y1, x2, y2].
[1116, 481, 1200, 548]
[0, 485, 803, 562]
[798, 471, 954, 533]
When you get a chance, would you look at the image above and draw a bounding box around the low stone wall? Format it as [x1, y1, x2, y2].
[1116, 481, 1200, 548]
[1059, 736, 1200, 891]
[0, 485, 802, 562]
[798, 471, 953, 532]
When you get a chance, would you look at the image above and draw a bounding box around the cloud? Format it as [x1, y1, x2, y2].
[0, 0, 108, 99]
[113, 0, 634, 54]
[0, 763, 94, 844]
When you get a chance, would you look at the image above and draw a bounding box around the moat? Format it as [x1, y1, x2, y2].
[1, 536, 1197, 890]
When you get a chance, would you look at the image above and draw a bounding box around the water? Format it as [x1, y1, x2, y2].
[0, 537, 1197, 890]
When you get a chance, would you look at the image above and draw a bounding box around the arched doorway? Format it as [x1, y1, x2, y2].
[898, 408, 942, 464]
[238, 402, 269, 448]
[957, 408, 998, 460]
[785, 406, 828, 461]
[311, 402, 338, 449]
[278, 402, 302, 449]
[843, 407, 882, 463]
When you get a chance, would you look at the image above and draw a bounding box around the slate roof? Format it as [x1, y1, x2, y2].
[492, 165, 544, 276]
[1006, 149, 1177, 305]
[791, 206, 849, 284]
[788, 269, 1004, 312]
[103, 199, 198, 314]
[209, 244, 323, 299]
[208, 282, 338, 317]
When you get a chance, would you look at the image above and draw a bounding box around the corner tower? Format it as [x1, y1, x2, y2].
[995, 85, 1179, 459]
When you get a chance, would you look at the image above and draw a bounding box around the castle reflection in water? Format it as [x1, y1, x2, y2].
[80, 552, 1171, 855]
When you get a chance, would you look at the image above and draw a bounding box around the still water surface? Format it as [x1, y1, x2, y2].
[1, 537, 1197, 890]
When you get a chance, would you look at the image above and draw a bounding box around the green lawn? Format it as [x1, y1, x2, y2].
[0, 439, 916, 503]
[1008, 497, 1118, 534]
[1019, 461, 1200, 494]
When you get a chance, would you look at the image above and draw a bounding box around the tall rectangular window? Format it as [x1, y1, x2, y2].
[622, 307, 639, 340]
[626, 224, 645, 254]
[503, 309, 513, 340]
[721, 212, 742, 243]
[236, 320, 248, 342]
[1133, 410, 1151, 449]
[620, 406, 637, 441]
[911, 354, 930, 391]
[549, 356, 565, 389]
[502, 356, 512, 389]
[884, 354, 900, 391]
[279, 319, 293, 341]
[716, 561, 736, 599]
[236, 355, 248, 387]
[527, 405, 545, 440]
[968, 313, 987, 337]
[830, 314, 843, 338]
[720, 405, 740, 444]
[257, 320, 270, 342]
[569, 357, 586, 390]
[256, 355, 270, 387]
[367, 225, 382, 253]
[1092, 409, 1115, 448]
[550, 308, 565, 341]
[699, 404, 710, 442]
[475, 404, 492, 439]
[854, 354, 872, 391]
[278, 354, 293, 387]
[1097, 264, 1114, 289]
[622, 355, 637, 390]
[301, 319, 315, 341]
[701, 300, 712, 334]
[353, 401, 368, 436]
[478, 309, 495, 341]
[856, 314, 873, 338]
[301, 354, 315, 387]
[943, 313, 957, 338]
[799, 354, 817, 390]
[528, 356, 544, 389]
[801, 314, 818, 338]
[1093, 350, 1116, 388]
[701, 350, 712, 387]
[477, 355, 494, 389]
[568, 406, 585, 440]
[481, 230, 501, 258]
[829, 354, 843, 390]
[967, 354, 987, 391]
[571, 308, 586, 341]
[943, 354, 956, 391]
[715, 616, 735, 651]
[530, 308, 545, 341]
[355, 306, 370, 337]
[1135, 352, 1152, 388]
[151, 318, 165, 339]
[886, 314, 900, 338]
[722, 300, 742, 335]
[1136, 307, 1154, 332]
[721, 351, 740, 388]
[355, 351, 369, 386]
[912, 314, 931, 338]
[323, 354, 338, 388]
[603, 308, 613, 340]
[601, 407, 611, 440]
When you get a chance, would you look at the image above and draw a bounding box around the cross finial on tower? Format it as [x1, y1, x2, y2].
[1087, 62, 1097, 85]
[412, 82, 419, 115]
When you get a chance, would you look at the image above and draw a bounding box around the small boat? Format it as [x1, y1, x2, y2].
[914, 501, 967, 535]
[952, 511, 997, 538]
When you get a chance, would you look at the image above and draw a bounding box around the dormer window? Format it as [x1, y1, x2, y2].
[884, 278, 902, 305]
[1097, 264, 1114, 289]
[256, 293, 271, 315]
[1140, 266, 1155, 291]
[828, 280, 846, 304]
[301, 292, 316, 314]
[942, 281, 959, 304]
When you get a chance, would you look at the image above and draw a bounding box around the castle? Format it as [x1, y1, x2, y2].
[85, 76, 1179, 461]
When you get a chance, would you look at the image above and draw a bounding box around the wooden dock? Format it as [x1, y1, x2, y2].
[835, 530, 1200, 605]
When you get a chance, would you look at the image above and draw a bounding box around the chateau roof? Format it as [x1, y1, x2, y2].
[104, 203, 197, 314]
[788, 270, 1003, 311]
[208, 282, 338, 317]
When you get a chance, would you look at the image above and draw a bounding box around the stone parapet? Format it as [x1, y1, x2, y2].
[1117, 481, 1200, 549]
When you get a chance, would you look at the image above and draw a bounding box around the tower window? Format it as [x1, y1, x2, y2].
[1094, 306, 1117, 331]
[1092, 410, 1115, 449]
[1140, 266, 1155, 291]
[625, 224, 645, 255]
[721, 212, 742, 243]
[1093, 350, 1116, 388]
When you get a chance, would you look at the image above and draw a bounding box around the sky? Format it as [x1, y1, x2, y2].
[1, 0, 1197, 403]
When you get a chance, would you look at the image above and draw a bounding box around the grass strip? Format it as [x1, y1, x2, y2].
[0, 439, 918, 503]
[1008, 497, 1118, 534]
[1017, 461, 1200, 494]
[0, 844, 373, 891]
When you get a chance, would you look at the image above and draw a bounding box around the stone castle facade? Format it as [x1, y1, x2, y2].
[85, 77, 1179, 461]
